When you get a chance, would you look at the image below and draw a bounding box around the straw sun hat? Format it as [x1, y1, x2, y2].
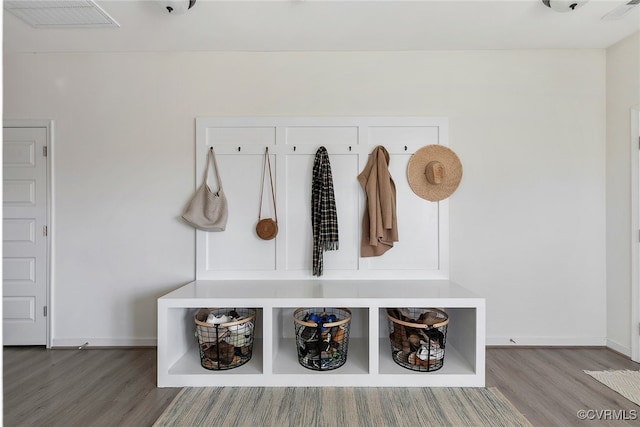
[407, 145, 463, 202]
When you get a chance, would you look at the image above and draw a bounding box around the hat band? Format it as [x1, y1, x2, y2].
[425, 161, 445, 185]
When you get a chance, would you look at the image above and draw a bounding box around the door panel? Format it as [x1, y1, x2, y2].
[3, 126, 48, 345]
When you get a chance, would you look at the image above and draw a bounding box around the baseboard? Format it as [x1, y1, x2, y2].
[606, 339, 631, 357]
[52, 336, 610, 348]
[486, 336, 607, 346]
[51, 337, 157, 348]
[47, 337, 632, 354]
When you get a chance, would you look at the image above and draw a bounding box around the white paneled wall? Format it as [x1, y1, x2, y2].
[195, 117, 448, 280]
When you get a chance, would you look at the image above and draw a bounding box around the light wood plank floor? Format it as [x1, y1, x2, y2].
[4, 346, 640, 426]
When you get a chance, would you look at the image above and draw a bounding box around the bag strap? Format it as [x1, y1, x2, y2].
[205, 147, 223, 191]
[258, 147, 277, 222]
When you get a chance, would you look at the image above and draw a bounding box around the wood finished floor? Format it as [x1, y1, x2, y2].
[3, 346, 640, 426]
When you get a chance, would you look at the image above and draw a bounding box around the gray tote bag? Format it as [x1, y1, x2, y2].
[182, 147, 228, 231]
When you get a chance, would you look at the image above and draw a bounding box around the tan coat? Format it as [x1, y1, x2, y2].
[357, 145, 398, 257]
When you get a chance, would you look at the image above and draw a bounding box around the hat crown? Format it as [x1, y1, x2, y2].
[425, 161, 444, 185]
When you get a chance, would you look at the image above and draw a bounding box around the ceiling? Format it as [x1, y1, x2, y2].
[3, 0, 640, 53]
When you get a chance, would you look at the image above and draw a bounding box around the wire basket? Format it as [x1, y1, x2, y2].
[293, 307, 351, 371]
[386, 307, 448, 372]
[194, 307, 256, 371]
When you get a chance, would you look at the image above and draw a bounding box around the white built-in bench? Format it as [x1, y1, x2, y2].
[157, 280, 485, 387]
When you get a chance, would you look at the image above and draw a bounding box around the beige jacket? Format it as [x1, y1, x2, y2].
[357, 145, 398, 257]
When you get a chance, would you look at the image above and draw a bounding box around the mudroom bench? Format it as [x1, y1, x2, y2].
[157, 280, 485, 387]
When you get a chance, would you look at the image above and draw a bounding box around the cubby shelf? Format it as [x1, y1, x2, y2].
[157, 280, 485, 387]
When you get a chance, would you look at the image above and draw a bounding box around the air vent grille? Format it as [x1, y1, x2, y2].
[4, 1, 119, 28]
[602, 0, 640, 20]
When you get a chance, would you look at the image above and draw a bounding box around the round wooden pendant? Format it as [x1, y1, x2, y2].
[256, 218, 278, 240]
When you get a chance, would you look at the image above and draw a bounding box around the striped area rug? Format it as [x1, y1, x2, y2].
[584, 370, 640, 407]
[153, 387, 533, 427]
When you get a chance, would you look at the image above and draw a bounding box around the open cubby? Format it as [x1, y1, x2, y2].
[157, 280, 485, 387]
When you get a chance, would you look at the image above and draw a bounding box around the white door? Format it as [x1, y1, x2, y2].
[3, 126, 49, 345]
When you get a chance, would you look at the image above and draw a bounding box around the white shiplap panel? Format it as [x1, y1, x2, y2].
[202, 153, 277, 272]
[368, 126, 439, 153]
[285, 126, 358, 146]
[205, 127, 276, 146]
[195, 117, 449, 279]
[284, 153, 359, 272]
[366, 153, 440, 271]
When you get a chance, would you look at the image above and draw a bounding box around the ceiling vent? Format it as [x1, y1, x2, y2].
[602, 0, 640, 20]
[4, 1, 119, 28]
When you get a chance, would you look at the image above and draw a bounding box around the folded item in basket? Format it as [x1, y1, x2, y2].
[206, 313, 231, 324]
[423, 328, 445, 349]
[228, 320, 253, 335]
[416, 342, 443, 361]
[203, 340, 235, 364]
[227, 321, 254, 347]
[298, 325, 318, 342]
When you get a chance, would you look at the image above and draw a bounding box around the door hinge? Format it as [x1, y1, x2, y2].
[43, 226, 48, 237]
[43, 306, 47, 317]
[43, 146, 48, 157]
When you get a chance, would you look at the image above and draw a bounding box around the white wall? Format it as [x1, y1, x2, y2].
[3, 50, 606, 347]
[606, 32, 640, 356]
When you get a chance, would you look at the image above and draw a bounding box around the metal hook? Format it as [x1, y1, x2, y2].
[404, 146, 408, 151]
[348, 146, 352, 151]
[266, 146, 269, 153]
[293, 146, 296, 152]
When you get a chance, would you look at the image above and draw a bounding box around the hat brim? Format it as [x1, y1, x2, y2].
[407, 145, 463, 202]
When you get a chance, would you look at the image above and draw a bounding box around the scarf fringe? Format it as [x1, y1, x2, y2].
[322, 241, 339, 251]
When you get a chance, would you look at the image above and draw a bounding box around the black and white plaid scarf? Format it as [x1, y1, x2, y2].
[311, 146, 339, 277]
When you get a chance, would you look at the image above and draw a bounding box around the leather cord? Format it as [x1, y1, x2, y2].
[258, 147, 277, 222]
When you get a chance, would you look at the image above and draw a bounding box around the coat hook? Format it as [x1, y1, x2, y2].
[209, 146, 213, 151]
[293, 146, 296, 151]
[238, 146, 241, 152]
[404, 146, 408, 151]
[266, 146, 269, 153]
[348, 146, 352, 151]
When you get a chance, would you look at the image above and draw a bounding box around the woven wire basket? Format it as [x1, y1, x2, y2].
[293, 307, 351, 371]
[194, 307, 256, 371]
[386, 307, 448, 372]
